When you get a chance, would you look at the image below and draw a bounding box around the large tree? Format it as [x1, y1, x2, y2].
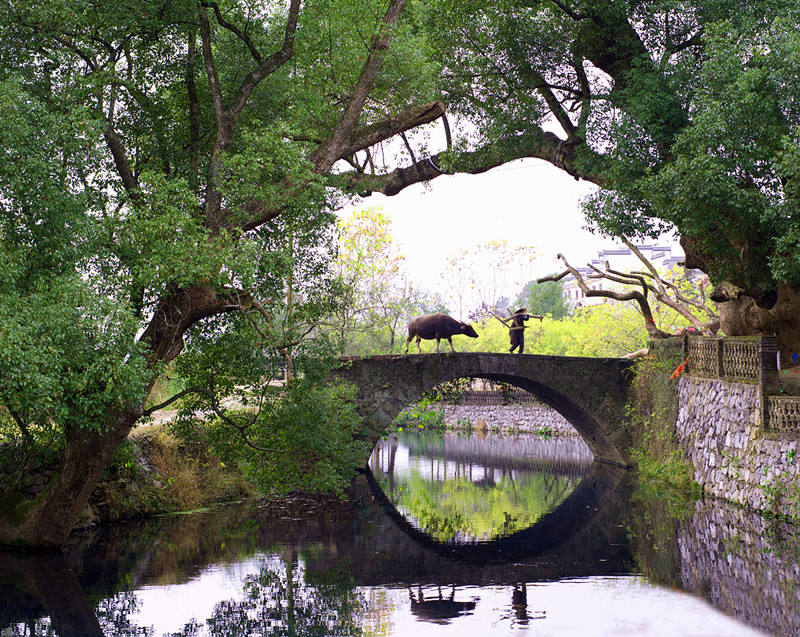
[0, 0, 444, 548]
[337, 0, 800, 360]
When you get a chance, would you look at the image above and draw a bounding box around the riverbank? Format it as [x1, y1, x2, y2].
[74, 425, 255, 529]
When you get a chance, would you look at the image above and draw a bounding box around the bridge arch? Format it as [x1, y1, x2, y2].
[333, 353, 635, 466]
[364, 462, 630, 565]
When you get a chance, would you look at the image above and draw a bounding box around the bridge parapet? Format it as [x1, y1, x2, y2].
[333, 353, 635, 466]
[657, 335, 800, 438]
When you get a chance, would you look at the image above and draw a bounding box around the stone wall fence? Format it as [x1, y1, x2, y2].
[438, 390, 578, 436]
[666, 334, 800, 516]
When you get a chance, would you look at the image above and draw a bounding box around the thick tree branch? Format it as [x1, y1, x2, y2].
[629, 269, 718, 319]
[186, 26, 201, 193]
[103, 127, 139, 195]
[540, 247, 720, 336]
[308, 0, 408, 173]
[666, 27, 704, 57]
[331, 127, 606, 196]
[200, 1, 263, 64]
[541, 0, 589, 21]
[524, 67, 576, 137]
[616, 237, 718, 327]
[333, 100, 445, 160]
[7, 406, 34, 445]
[197, 7, 224, 122]
[139, 285, 250, 362]
[227, 101, 446, 230]
[229, 0, 301, 118]
[572, 52, 592, 135]
[143, 386, 207, 416]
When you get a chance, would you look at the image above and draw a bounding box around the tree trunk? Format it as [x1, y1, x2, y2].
[717, 283, 800, 367]
[0, 406, 145, 549]
[0, 553, 105, 636]
[0, 285, 240, 549]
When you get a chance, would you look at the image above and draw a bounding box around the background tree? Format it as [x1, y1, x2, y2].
[0, 0, 444, 548]
[456, 304, 649, 357]
[331, 207, 402, 353]
[442, 241, 536, 319]
[330, 207, 442, 354]
[336, 1, 800, 360]
[516, 279, 572, 320]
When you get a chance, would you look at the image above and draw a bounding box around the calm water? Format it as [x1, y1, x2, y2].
[2, 431, 799, 636]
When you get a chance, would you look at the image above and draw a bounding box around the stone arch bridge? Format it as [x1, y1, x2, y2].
[333, 353, 636, 467]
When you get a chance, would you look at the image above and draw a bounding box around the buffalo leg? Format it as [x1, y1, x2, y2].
[447, 337, 456, 352]
[416, 336, 422, 353]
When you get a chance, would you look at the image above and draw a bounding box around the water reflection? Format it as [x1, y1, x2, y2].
[369, 431, 593, 542]
[678, 500, 800, 636]
[0, 431, 797, 635]
[407, 585, 477, 624]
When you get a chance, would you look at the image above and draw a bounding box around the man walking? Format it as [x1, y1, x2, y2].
[507, 308, 543, 354]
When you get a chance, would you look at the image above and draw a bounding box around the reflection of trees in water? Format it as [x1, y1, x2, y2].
[0, 467, 633, 635]
[177, 558, 366, 637]
[2, 620, 55, 636]
[95, 593, 153, 636]
[370, 431, 591, 542]
[377, 468, 581, 542]
[2, 554, 366, 637]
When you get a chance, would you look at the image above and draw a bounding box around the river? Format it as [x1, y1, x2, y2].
[1, 430, 799, 636]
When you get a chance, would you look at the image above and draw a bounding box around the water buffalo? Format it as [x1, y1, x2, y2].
[404, 313, 479, 354]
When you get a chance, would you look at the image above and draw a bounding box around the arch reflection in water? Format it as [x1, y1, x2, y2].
[369, 430, 594, 543]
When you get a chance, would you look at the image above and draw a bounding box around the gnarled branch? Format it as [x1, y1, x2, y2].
[538, 254, 671, 338]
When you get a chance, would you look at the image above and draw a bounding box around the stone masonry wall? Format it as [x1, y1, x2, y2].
[676, 376, 800, 515]
[440, 404, 578, 436]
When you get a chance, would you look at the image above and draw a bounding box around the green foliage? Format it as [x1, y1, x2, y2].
[416, 0, 800, 327]
[536, 426, 553, 440]
[758, 464, 800, 522]
[0, 78, 153, 453]
[517, 279, 572, 320]
[331, 207, 443, 356]
[456, 304, 649, 357]
[582, 9, 800, 292]
[628, 483, 695, 589]
[0, 0, 443, 537]
[393, 396, 446, 431]
[172, 350, 368, 497]
[628, 348, 701, 496]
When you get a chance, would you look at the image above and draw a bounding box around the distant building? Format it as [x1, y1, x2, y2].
[562, 244, 702, 309]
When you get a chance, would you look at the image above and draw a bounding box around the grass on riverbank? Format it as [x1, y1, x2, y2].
[628, 347, 701, 498]
[90, 426, 255, 525]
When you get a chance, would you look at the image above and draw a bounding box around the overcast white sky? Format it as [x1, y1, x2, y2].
[342, 157, 680, 311]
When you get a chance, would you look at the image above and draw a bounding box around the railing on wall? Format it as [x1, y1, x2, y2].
[455, 390, 542, 406]
[764, 397, 800, 441]
[676, 335, 799, 440]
